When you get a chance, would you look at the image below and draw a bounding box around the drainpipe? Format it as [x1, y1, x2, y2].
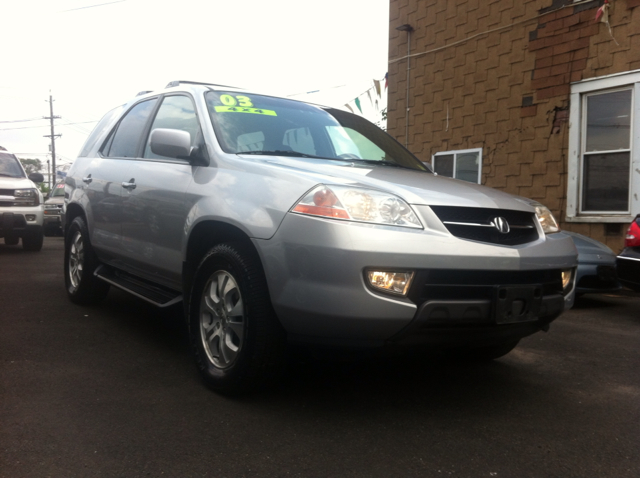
[396, 24, 414, 148]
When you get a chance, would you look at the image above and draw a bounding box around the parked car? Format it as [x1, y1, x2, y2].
[563, 231, 621, 296]
[63, 81, 577, 393]
[617, 215, 640, 292]
[0, 150, 44, 251]
[43, 182, 65, 236]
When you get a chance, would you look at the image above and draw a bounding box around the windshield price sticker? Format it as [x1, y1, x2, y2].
[214, 106, 277, 116]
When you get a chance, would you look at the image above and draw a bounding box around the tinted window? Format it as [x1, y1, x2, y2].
[79, 104, 126, 157]
[104, 99, 158, 158]
[144, 95, 201, 159]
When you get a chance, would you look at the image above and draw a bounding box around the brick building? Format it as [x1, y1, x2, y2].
[387, 0, 640, 250]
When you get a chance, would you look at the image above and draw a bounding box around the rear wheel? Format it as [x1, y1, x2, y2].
[64, 216, 110, 304]
[189, 242, 286, 394]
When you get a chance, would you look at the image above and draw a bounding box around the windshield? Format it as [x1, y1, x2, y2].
[51, 184, 65, 197]
[0, 152, 26, 178]
[205, 91, 427, 171]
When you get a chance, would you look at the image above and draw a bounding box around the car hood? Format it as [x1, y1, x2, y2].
[563, 231, 616, 263]
[45, 196, 65, 205]
[241, 155, 534, 212]
[0, 176, 39, 190]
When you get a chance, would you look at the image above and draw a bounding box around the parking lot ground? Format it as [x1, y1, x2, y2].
[1, 237, 639, 477]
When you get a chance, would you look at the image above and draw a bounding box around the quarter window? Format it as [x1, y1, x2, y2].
[432, 149, 482, 184]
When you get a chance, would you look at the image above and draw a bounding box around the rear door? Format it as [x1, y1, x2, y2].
[118, 94, 202, 289]
[87, 98, 159, 261]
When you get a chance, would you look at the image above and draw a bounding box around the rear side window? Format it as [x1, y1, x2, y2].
[103, 98, 158, 158]
[78, 104, 126, 157]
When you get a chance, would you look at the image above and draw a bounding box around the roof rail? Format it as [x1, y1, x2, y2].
[165, 80, 241, 89]
[136, 90, 153, 96]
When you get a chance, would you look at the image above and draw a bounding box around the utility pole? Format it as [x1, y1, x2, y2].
[44, 94, 61, 185]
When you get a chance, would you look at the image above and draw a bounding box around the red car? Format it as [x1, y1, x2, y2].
[616, 215, 640, 292]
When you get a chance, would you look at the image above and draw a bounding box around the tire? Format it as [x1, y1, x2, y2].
[64, 216, 110, 305]
[22, 230, 44, 251]
[462, 339, 520, 362]
[4, 235, 19, 246]
[189, 242, 286, 394]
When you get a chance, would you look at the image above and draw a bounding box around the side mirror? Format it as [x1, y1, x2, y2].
[29, 172, 45, 183]
[149, 128, 192, 159]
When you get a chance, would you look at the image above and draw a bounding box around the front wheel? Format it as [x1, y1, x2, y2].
[189, 243, 286, 394]
[64, 216, 110, 304]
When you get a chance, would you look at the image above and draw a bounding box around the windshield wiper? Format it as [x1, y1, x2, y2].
[347, 159, 416, 170]
[238, 150, 323, 159]
[0, 173, 20, 177]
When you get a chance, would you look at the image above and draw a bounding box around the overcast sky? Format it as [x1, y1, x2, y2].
[0, 0, 389, 166]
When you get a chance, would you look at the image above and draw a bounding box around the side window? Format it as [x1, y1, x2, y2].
[144, 95, 201, 159]
[103, 99, 158, 158]
[432, 149, 482, 184]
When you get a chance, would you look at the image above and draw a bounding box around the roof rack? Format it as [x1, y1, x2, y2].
[165, 80, 241, 89]
[136, 90, 153, 96]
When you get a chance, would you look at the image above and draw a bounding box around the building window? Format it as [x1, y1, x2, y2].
[567, 70, 640, 223]
[431, 148, 482, 184]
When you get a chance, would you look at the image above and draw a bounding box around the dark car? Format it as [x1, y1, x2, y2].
[617, 215, 640, 292]
[43, 182, 65, 236]
[565, 231, 621, 296]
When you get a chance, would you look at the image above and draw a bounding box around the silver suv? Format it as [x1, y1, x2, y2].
[64, 81, 577, 393]
[0, 150, 44, 251]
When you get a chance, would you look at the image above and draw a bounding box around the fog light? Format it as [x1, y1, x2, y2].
[25, 215, 36, 221]
[561, 268, 574, 294]
[366, 270, 415, 296]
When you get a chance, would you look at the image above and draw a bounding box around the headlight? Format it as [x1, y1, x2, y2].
[517, 198, 559, 234]
[561, 268, 574, 295]
[291, 185, 423, 228]
[14, 188, 40, 207]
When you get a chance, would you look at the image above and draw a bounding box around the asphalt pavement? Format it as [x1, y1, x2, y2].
[1, 237, 639, 478]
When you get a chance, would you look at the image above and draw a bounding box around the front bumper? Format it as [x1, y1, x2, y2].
[1, 208, 44, 238]
[256, 211, 577, 348]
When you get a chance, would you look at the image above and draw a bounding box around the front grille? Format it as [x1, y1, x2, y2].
[407, 268, 563, 307]
[430, 206, 540, 246]
[0, 189, 14, 196]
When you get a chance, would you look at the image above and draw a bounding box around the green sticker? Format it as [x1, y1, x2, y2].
[214, 106, 277, 116]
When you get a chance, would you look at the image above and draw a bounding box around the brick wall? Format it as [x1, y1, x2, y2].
[388, 0, 640, 250]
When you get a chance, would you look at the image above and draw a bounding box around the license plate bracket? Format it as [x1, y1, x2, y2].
[494, 285, 543, 324]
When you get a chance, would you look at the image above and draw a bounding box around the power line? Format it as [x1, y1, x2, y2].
[58, 0, 127, 13]
[0, 117, 44, 124]
[0, 120, 96, 131]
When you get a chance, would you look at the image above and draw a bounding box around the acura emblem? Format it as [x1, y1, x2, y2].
[491, 217, 510, 234]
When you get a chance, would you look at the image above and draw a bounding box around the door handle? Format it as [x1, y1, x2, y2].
[122, 179, 136, 190]
[82, 175, 92, 184]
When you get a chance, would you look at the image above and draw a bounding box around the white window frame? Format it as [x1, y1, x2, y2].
[567, 69, 640, 223]
[431, 148, 482, 184]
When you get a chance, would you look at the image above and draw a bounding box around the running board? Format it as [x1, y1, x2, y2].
[94, 265, 183, 308]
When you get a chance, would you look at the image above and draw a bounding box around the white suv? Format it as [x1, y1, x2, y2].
[0, 151, 44, 251]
